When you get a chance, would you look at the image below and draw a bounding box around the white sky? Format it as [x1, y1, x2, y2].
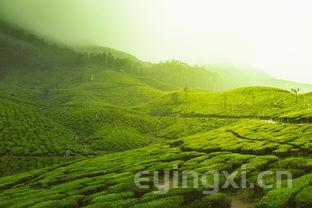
[125, 0, 312, 84]
[1, 0, 312, 84]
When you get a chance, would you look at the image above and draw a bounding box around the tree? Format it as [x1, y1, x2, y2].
[183, 87, 188, 124]
[171, 92, 179, 104]
[224, 95, 228, 110]
[291, 88, 300, 103]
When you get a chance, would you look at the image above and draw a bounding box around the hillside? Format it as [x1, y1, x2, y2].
[147, 87, 312, 122]
[206, 65, 312, 92]
[1, 21, 312, 208]
[74, 46, 144, 65]
[0, 22, 169, 177]
[0, 96, 92, 155]
[1, 118, 312, 208]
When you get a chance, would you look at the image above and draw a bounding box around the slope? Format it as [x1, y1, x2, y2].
[0, 21, 165, 153]
[1, 118, 312, 208]
[147, 86, 312, 121]
[0, 97, 88, 156]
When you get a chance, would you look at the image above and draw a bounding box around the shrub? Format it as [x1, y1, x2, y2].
[295, 186, 312, 208]
[257, 189, 293, 208]
[130, 196, 183, 208]
[188, 193, 230, 208]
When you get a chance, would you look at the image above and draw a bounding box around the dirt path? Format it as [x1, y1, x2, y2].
[229, 195, 256, 208]
[160, 113, 312, 124]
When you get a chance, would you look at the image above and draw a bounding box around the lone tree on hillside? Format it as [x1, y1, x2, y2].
[171, 92, 179, 105]
[184, 86, 188, 124]
[291, 88, 300, 103]
[223, 95, 228, 110]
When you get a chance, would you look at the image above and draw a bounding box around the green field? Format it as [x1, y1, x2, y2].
[1, 21, 312, 208]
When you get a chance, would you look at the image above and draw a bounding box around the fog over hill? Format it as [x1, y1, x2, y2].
[1, 3, 312, 208]
[1, 0, 312, 84]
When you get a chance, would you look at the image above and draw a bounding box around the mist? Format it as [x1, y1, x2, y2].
[0, 0, 312, 84]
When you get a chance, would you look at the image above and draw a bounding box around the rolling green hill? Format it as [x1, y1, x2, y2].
[0, 21, 166, 154]
[46, 106, 162, 153]
[147, 86, 312, 121]
[1, 20, 312, 208]
[0, 97, 88, 156]
[1, 118, 312, 208]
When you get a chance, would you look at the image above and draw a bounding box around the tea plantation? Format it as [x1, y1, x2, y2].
[1, 120, 312, 208]
[1, 21, 312, 208]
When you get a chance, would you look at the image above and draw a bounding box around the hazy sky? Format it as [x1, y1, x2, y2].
[0, 0, 312, 84]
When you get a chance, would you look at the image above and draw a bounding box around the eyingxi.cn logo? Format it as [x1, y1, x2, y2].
[134, 165, 293, 194]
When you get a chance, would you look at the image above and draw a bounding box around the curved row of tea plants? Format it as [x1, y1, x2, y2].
[0, 98, 88, 155]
